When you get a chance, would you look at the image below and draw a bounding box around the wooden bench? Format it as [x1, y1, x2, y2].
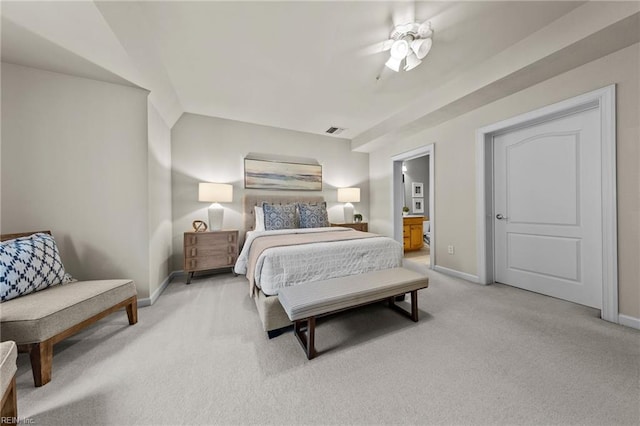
[278, 267, 429, 359]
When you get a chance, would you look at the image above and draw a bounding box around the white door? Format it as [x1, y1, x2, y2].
[493, 107, 602, 308]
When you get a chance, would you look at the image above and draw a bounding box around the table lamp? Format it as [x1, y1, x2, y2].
[337, 187, 360, 224]
[199, 183, 233, 231]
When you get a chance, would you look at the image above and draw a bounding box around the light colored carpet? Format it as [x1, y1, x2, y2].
[404, 245, 430, 265]
[14, 269, 640, 425]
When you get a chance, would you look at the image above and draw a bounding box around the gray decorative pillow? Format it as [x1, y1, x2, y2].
[298, 202, 329, 228]
[263, 203, 298, 230]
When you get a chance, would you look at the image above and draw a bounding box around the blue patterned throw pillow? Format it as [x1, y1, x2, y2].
[298, 202, 329, 228]
[263, 203, 298, 230]
[1, 233, 69, 302]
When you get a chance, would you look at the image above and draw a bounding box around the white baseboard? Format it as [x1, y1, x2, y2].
[618, 314, 640, 330]
[137, 271, 180, 308]
[433, 265, 481, 283]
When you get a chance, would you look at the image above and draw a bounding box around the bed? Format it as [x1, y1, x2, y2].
[236, 195, 403, 335]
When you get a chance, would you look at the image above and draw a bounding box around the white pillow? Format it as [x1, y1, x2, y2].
[254, 206, 265, 231]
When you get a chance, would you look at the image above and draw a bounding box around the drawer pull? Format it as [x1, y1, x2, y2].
[191, 236, 197, 245]
[228, 255, 233, 265]
[191, 248, 197, 257]
[190, 259, 196, 269]
[228, 234, 234, 243]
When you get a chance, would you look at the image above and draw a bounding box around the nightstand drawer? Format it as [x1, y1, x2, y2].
[184, 244, 236, 259]
[184, 232, 237, 247]
[186, 255, 236, 272]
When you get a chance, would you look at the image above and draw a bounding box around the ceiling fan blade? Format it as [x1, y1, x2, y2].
[356, 39, 394, 57]
[391, 1, 415, 27]
[418, 21, 433, 38]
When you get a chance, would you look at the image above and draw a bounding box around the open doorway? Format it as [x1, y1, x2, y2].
[392, 145, 435, 269]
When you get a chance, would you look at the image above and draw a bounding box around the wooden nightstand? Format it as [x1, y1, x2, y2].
[330, 222, 368, 232]
[183, 230, 239, 284]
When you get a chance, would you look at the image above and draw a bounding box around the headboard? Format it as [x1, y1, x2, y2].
[243, 194, 324, 232]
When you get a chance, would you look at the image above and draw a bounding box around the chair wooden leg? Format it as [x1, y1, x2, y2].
[0, 375, 17, 424]
[24, 340, 53, 387]
[126, 298, 138, 325]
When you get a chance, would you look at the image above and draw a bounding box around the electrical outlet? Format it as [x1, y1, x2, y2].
[448, 245, 455, 255]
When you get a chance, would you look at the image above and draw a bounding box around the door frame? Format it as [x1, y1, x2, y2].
[392, 144, 435, 269]
[475, 85, 618, 322]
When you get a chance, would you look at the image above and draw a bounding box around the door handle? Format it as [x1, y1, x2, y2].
[496, 214, 507, 220]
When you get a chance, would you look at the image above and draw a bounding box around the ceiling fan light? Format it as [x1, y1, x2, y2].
[411, 38, 433, 60]
[390, 39, 410, 59]
[404, 53, 422, 71]
[385, 56, 403, 72]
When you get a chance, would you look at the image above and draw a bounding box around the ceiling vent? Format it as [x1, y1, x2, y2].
[325, 126, 346, 135]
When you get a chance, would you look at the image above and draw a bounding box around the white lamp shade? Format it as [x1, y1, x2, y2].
[404, 52, 422, 71]
[411, 38, 432, 60]
[385, 56, 402, 72]
[198, 183, 233, 203]
[390, 39, 410, 59]
[337, 187, 360, 203]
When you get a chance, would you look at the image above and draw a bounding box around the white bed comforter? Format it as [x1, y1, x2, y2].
[234, 227, 403, 296]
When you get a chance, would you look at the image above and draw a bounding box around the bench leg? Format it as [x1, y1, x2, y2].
[17, 295, 138, 388]
[1, 375, 17, 423]
[21, 340, 53, 387]
[126, 298, 138, 325]
[388, 290, 419, 322]
[410, 290, 419, 321]
[294, 317, 316, 360]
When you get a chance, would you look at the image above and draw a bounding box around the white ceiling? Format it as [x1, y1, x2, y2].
[130, 1, 582, 138]
[0, 16, 134, 87]
[4, 1, 636, 145]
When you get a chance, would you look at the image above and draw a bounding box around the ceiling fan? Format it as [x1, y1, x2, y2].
[382, 20, 434, 72]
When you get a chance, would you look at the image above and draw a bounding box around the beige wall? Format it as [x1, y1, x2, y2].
[171, 113, 369, 270]
[147, 101, 173, 299]
[369, 44, 639, 318]
[1, 63, 152, 298]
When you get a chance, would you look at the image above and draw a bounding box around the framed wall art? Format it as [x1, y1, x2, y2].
[413, 198, 424, 214]
[412, 182, 424, 197]
[244, 158, 322, 191]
